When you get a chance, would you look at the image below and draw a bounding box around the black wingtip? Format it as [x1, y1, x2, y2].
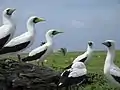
[0, 47, 9, 55]
[64, 64, 72, 70]
[21, 56, 30, 62]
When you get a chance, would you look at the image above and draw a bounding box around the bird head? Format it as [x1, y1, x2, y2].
[28, 16, 45, 25]
[47, 29, 63, 38]
[102, 40, 115, 50]
[3, 8, 16, 18]
[88, 41, 93, 48]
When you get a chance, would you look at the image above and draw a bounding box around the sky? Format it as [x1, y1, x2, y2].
[0, 0, 120, 51]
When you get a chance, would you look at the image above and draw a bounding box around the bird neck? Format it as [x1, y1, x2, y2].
[86, 46, 93, 54]
[104, 47, 115, 74]
[46, 34, 53, 45]
[27, 22, 35, 34]
[3, 16, 15, 26]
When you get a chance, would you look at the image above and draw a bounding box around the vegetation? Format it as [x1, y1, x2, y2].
[0, 50, 120, 90]
[45, 50, 120, 90]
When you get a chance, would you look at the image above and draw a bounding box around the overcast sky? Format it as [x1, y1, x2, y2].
[0, 0, 120, 51]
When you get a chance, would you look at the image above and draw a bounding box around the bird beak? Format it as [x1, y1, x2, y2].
[36, 18, 46, 23]
[8, 8, 16, 15]
[12, 8, 16, 12]
[102, 42, 108, 46]
[56, 31, 64, 34]
[11, 8, 16, 13]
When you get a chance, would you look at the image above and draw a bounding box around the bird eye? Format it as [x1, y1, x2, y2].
[33, 18, 38, 23]
[6, 9, 11, 15]
[52, 31, 57, 35]
[107, 42, 112, 47]
[88, 42, 92, 46]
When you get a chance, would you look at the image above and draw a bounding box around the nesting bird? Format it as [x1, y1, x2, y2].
[65, 41, 93, 69]
[22, 29, 63, 65]
[59, 62, 87, 87]
[0, 8, 16, 49]
[103, 40, 120, 87]
[0, 16, 45, 61]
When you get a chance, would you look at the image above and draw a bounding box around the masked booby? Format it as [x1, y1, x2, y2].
[0, 8, 16, 49]
[59, 62, 87, 87]
[0, 16, 45, 61]
[65, 41, 93, 69]
[22, 29, 63, 65]
[103, 40, 120, 87]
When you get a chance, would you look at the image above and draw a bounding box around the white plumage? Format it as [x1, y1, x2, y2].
[4, 16, 45, 48]
[0, 8, 16, 49]
[22, 29, 63, 64]
[65, 41, 93, 69]
[103, 40, 120, 87]
[0, 16, 45, 60]
[73, 41, 93, 64]
[68, 62, 87, 77]
[59, 62, 87, 87]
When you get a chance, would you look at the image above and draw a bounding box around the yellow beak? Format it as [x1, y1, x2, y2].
[36, 18, 46, 22]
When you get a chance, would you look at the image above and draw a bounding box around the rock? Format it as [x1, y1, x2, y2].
[0, 59, 60, 90]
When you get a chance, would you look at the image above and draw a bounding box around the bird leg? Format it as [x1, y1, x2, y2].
[36, 60, 40, 66]
[41, 61, 44, 66]
[76, 85, 79, 90]
[17, 54, 21, 62]
[72, 85, 76, 90]
[69, 86, 72, 90]
[30, 66, 36, 72]
[36, 60, 44, 66]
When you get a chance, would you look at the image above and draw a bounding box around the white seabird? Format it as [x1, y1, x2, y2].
[22, 29, 63, 64]
[0, 8, 16, 49]
[65, 41, 93, 69]
[102, 40, 120, 87]
[0, 16, 45, 60]
[59, 62, 87, 87]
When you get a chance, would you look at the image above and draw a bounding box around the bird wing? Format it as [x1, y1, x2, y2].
[60, 48, 67, 56]
[68, 68, 87, 77]
[65, 53, 88, 69]
[5, 32, 32, 47]
[61, 69, 71, 77]
[0, 25, 11, 39]
[110, 65, 120, 83]
[110, 65, 120, 76]
[73, 53, 88, 63]
[0, 25, 13, 49]
[64, 64, 73, 69]
[22, 45, 48, 62]
[29, 45, 48, 56]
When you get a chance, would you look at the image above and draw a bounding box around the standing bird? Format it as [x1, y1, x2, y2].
[0, 8, 16, 49]
[59, 62, 87, 88]
[0, 16, 45, 61]
[102, 40, 120, 87]
[65, 41, 93, 69]
[22, 29, 63, 65]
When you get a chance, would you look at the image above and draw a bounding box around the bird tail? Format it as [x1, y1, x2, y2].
[22, 56, 33, 62]
[58, 83, 63, 86]
[0, 47, 10, 55]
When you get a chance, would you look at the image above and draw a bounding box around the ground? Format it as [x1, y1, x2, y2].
[1, 50, 120, 90]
